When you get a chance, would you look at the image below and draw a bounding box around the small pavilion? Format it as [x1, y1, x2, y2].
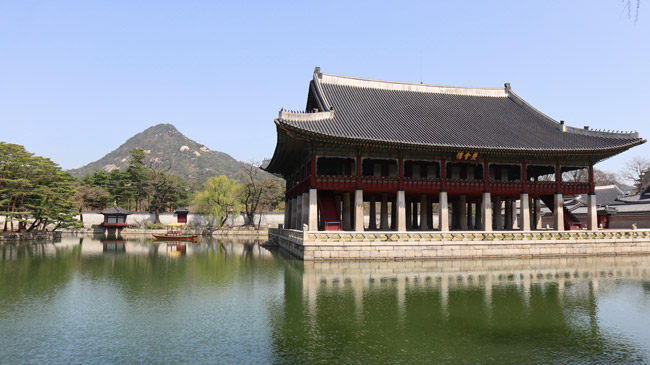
[100, 206, 131, 228]
[265, 68, 644, 232]
[175, 207, 190, 224]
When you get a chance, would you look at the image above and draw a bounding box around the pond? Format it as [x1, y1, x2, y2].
[2, 235, 650, 363]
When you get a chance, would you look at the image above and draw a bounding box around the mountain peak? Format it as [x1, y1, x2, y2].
[68, 124, 267, 182]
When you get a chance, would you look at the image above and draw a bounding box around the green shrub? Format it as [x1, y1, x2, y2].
[145, 222, 165, 230]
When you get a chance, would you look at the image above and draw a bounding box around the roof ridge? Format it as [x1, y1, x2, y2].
[314, 68, 507, 98]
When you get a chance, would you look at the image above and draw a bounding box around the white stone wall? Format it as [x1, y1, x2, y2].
[270, 228, 650, 261]
[80, 211, 285, 228]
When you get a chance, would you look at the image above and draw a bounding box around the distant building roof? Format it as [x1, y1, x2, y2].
[616, 185, 650, 204]
[175, 207, 190, 213]
[576, 185, 626, 206]
[100, 206, 132, 215]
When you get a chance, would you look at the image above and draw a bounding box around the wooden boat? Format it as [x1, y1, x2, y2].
[152, 223, 198, 241]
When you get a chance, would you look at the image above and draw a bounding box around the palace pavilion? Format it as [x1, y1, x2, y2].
[265, 68, 644, 232]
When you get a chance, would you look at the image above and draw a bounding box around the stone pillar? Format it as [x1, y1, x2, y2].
[427, 198, 434, 230]
[467, 202, 474, 230]
[343, 192, 352, 231]
[292, 196, 298, 230]
[520, 192, 530, 231]
[309, 189, 318, 231]
[380, 193, 389, 230]
[512, 200, 519, 229]
[474, 197, 482, 230]
[493, 196, 502, 230]
[369, 195, 377, 230]
[588, 193, 597, 230]
[504, 199, 512, 230]
[459, 195, 468, 230]
[284, 199, 291, 229]
[534, 198, 542, 229]
[482, 192, 492, 231]
[420, 194, 429, 230]
[396, 190, 406, 231]
[302, 192, 309, 230]
[405, 197, 412, 229]
[412, 200, 419, 229]
[439, 191, 449, 231]
[296, 195, 303, 229]
[354, 189, 364, 232]
[554, 192, 564, 231]
[390, 198, 397, 230]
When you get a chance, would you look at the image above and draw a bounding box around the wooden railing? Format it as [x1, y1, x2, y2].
[286, 175, 593, 198]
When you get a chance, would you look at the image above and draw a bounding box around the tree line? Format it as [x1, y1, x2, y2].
[3, 141, 649, 232]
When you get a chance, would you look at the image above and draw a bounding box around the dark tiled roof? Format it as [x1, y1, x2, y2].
[577, 185, 626, 206]
[277, 71, 644, 155]
[100, 206, 132, 215]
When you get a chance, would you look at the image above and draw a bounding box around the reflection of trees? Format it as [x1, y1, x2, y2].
[269, 259, 648, 363]
[0, 237, 280, 312]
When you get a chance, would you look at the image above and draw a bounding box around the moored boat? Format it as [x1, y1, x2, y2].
[152, 223, 198, 241]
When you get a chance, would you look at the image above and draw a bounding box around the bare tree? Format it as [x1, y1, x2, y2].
[621, 157, 650, 193]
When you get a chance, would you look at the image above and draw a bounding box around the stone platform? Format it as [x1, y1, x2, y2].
[269, 228, 650, 261]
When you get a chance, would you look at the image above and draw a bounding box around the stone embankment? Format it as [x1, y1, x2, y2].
[269, 228, 650, 261]
[0, 231, 62, 242]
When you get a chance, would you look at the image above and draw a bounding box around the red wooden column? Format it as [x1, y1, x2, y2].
[398, 156, 404, 189]
[441, 159, 447, 191]
[483, 161, 490, 191]
[356, 154, 362, 188]
[589, 164, 595, 193]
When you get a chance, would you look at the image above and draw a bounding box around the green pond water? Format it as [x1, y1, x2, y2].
[2, 235, 650, 364]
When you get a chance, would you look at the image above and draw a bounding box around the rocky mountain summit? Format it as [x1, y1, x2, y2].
[68, 123, 267, 181]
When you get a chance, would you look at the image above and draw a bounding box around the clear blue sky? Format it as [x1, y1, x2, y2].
[1, 1, 648, 177]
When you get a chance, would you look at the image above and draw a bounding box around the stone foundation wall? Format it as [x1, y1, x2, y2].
[269, 228, 650, 261]
[0, 231, 62, 242]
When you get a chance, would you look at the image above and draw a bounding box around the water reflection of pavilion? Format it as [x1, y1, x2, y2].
[274, 256, 650, 363]
[296, 256, 650, 316]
